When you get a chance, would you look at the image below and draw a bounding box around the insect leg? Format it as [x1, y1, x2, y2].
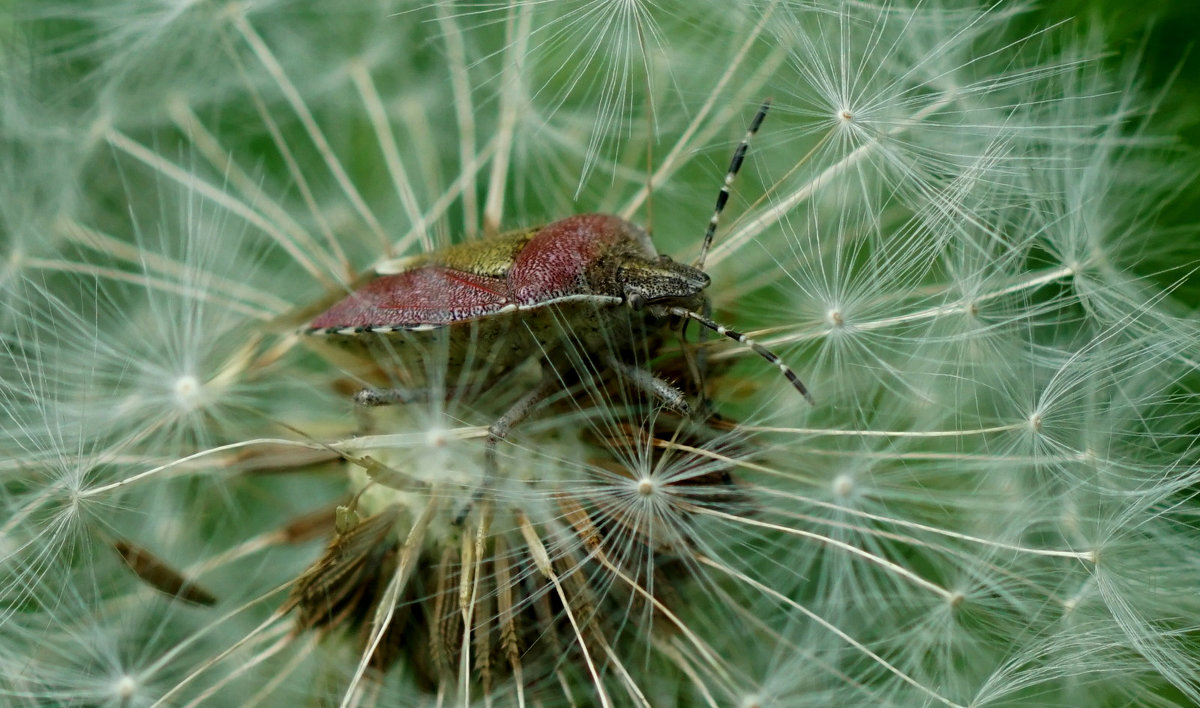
[353, 386, 462, 435]
[454, 371, 559, 525]
[602, 353, 691, 417]
[668, 306, 814, 405]
[677, 297, 716, 418]
[353, 386, 463, 407]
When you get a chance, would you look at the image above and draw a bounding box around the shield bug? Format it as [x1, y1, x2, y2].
[305, 100, 811, 493]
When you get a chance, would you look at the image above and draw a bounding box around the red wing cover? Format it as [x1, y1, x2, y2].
[310, 266, 510, 329]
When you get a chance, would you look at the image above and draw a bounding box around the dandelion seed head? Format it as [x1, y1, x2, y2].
[170, 373, 204, 410]
[423, 426, 448, 449]
[826, 307, 845, 329]
[113, 674, 138, 700]
[831, 472, 855, 499]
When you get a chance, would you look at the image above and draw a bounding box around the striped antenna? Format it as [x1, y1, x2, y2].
[668, 306, 814, 406]
[693, 98, 770, 271]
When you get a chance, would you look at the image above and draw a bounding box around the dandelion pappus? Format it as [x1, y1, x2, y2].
[304, 99, 811, 500]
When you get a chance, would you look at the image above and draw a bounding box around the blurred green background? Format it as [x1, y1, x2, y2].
[1036, 0, 1199, 220]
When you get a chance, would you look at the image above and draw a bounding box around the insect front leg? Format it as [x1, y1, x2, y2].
[602, 353, 691, 417]
[677, 297, 716, 419]
[353, 385, 465, 436]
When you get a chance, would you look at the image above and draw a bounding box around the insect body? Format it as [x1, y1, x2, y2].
[306, 214, 719, 394]
[305, 101, 811, 491]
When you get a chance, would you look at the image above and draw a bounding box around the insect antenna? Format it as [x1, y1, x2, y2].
[639, 20, 656, 239]
[693, 98, 771, 271]
[667, 305, 814, 405]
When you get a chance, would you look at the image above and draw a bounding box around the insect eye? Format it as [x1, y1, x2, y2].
[628, 292, 647, 310]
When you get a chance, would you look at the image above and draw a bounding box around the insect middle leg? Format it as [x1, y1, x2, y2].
[454, 369, 560, 524]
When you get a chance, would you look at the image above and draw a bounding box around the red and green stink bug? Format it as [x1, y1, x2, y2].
[305, 100, 811, 487]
